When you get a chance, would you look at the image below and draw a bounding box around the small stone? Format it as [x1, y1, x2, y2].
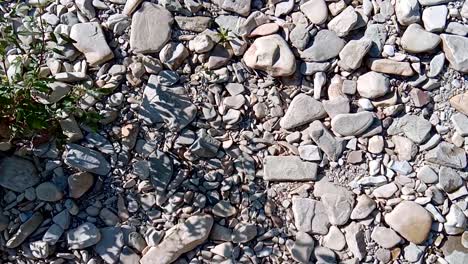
[64, 144, 111, 175]
[130, 3, 172, 53]
[339, 39, 372, 71]
[298, 145, 322, 161]
[212, 200, 237, 217]
[451, 113, 468, 136]
[442, 235, 468, 264]
[327, 6, 358, 37]
[188, 34, 215, 53]
[331, 112, 374, 137]
[450, 92, 468, 115]
[351, 195, 376, 220]
[159, 42, 189, 70]
[384, 201, 432, 244]
[357, 71, 390, 99]
[30, 241, 50, 259]
[94, 227, 124, 264]
[314, 246, 337, 263]
[0, 156, 39, 193]
[309, 121, 345, 161]
[426, 142, 467, 169]
[445, 204, 467, 235]
[6, 212, 43, 248]
[219, 0, 251, 16]
[438, 166, 463, 193]
[300, 0, 328, 24]
[441, 35, 468, 73]
[280, 94, 326, 130]
[249, 23, 279, 37]
[387, 115, 432, 144]
[321, 192, 354, 226]
[36, 182, 63, 202]
[373, 183, 398, 199]
[368, 58, 415, 76]
[243, 34, 296, 77]
[344, 222, 366, 260]
[289, 231, 315, 263]
[232, 223, 257, 243]
[292, 197, 330, 235]
[422, 5, 447, 32]
[290, 24, 310, 50]
[210, 242, 233, 258]
[371, 226, 402, 249]
[301, 30, 346, 62]
[67, 223, 101, 249]
[70, 22, 114, 66]
[322, 226, 346, 251]
[392, 135, 418, 161]
[404, 243, 425, 262]
[417, 165, 438, 184]
[140, 215, 213, 264]
[68, 172, 94, 199]
[395, 0, 421, 26]
[263, 156, 318, 181]
[368, 135, 384, 154]
[401, 24, 440, 53]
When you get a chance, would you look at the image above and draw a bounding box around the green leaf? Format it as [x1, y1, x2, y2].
[58, 33, 76, 44]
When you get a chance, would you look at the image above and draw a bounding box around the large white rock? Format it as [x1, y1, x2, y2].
[70, 22, 114, 66]
[422, 5, 447, 32]
[130, 3, 173, 53]
[244, 34, 296, 77]
[140, 215, 213, 264]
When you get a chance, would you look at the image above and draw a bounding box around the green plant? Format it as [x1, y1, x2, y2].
[0, 1, 99, 140]
[216, 27, 232, 44]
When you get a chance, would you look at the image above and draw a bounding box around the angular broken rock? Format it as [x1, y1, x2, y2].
[292, 197, 330, 235]
[288, 231, 315, 263]
[440, 34, 468, 73]
[0, 156, 39, 193]
[140, 214, 213, 264]
[300, 0, 328, 25]
[387, 115, 432, 144]
[64, 144, 111, 175]
[280, 94, 326, 130]
[130, 3, 173, 53]
[331, 112, 374, 137]
[351, 195, 376, 220]
[263, 156, 318, 181]
[384, 201, 432, 244]
[6, 212, 43, 248]
[309, 121, 345, 161]
[70, 22, 114, 66]
[243, 34, 296, 77]
[68, 172, 94, 199]
[426, 142, 467, 169]
[94, 227, 124, 264]
[395, 0, 421, 26]
[321, 192, 354, 226]
[327, 6, 358, 37]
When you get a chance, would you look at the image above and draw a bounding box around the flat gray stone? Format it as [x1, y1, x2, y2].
[331, 112, 374, 136]
[289, 232, 315, 263]
[0, 156, 39, 192]
[6, 212, 43, 248]
[451, 113, 468, 136]
[130, 3, 172, 53]
[327, 6, 358, 37]
[301, 30, 346, 62]
[426, 142, 467, 169]
[442, 235, 468, 264]
[438, 166, 463, 193]
[292, 197, 330, 235]
[351, 195, 376, 220]
[64, 144, 111, 175]
[387, 115, 432, 144]
[339, 39, 372, 71]
[280, 94, 326, 130]
[417, 165, 438, 184]
[263, 156, 318, 181]
[371, 226, 402, 249]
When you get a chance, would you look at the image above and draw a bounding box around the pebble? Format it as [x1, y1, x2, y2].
[357, 72, 390, 99]
[280, 94, 326, 130]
